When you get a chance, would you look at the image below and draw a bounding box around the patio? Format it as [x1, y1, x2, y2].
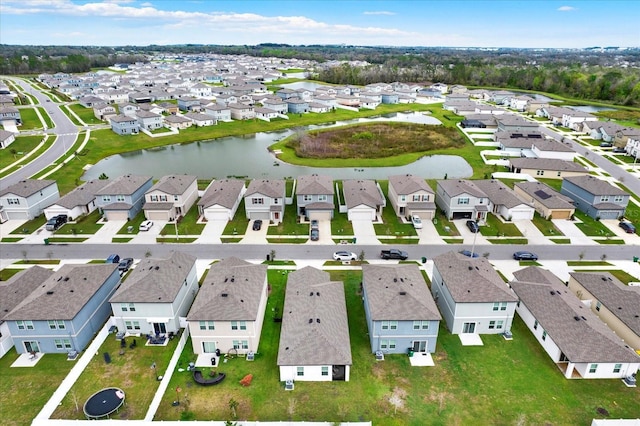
[11, 352, 44, 368]
[459, 333, 484, 346]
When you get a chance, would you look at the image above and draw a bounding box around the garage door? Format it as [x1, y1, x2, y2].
[349, 210, 374, 221]
[510, 209, 534, 221]
[146, 211, 169, 221]
[106, 211, 129, 221]
[550, 210, 571, 220]
[249, 211, 270, 220]
[205, 210, 230, 221]
[599, 211, 622, 220]
[309, 211, 332, 221]
[411, 211, 434, 221]
[7, 211, 28, 220]
[452, 211, 472, 220]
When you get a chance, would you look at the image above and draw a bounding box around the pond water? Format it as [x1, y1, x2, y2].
[82, 113, 472, 181]
[568, 105, 615, 113]
[281, 81, 326, 91]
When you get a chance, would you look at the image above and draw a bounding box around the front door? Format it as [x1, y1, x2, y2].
[462, 322, 476, 334]
[24, 341, 40, 353]
[412, 341, 427, 352]
[274, 212, 280, 221]
[153, 323, 166, 334]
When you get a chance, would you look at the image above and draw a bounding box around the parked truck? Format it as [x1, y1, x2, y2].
[380, 248, 409, 260]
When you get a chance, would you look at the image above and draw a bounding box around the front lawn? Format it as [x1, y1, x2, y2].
[531, 212, 564, 236]
[0, 135, 43, 171]
[17, 107, 45, 130]
[479, 214, 523, 237]
[266, 203, 308, 236]
[54, 210, 103, 235]
[433, 208, 460, 237]
[161, 205, 205, 236]
[9, 214, 47, 234]
[223, 199, 249, 236]
[67, 103, 104, 125]
[573, 211, 613, 237]
[373, 181, 417, 238]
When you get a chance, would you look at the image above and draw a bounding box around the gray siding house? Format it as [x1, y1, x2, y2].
[109, 114, 140, 135]
[435, 179, 489, 224]
[560, 175, 629, 219]
[4, 264, 121, 355]
[388, 174, 436, 220]
[362, 264, 441, 354]
[0, 179, 59, 221]
[244, 179, 285, 224]
[95, 174, 153, 221]
[198, 179, 246, 221]
[143, 174, 198, 221]
[296, 175, 334, 220]
[432, 251, 517, 335]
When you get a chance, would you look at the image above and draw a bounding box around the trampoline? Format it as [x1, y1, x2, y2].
[83, 387, 125, 420]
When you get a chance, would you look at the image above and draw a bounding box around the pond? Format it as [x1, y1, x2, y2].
[82, 113, 473, 181]
[568, 105, 615, 113]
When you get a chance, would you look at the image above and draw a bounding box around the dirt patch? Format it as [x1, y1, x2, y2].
[286, 123, 465, 159]
[387, 386, 408, 413]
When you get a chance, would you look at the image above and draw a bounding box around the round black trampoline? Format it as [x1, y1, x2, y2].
[83, 387, 125, 420]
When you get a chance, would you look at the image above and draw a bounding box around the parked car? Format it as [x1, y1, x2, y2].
[612, 147, 627, 153]
[466, 220, 479, 233]
[310, 228, 319, 241]
[333, 251, 357, 261]
[599, 142, 613, 148]
[380, 249, 409, 260]
[252, 219, 263, 231]
[619, 221, 636, 234]
[459, 250, 479, 258]
[310, 220, 319, 230]
[513, 251, 539, 261]
[45, 214, 68, 231]
[411, 215, 423, 229]
[106, 254, 120, 264]
[139, 220, 154, 231]
[118, 258, 134, 272]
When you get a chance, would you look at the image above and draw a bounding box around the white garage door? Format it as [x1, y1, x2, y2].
[349, 209, 375, 221]
[309, 211, 332, 221]
[205, 210, 230, 221]
[250, 211, 270, 220]
[510, 209, 534, 221]
[106, 211, 129, 221]
[7, 211, 28, 220]
[146, 211, 169, 221]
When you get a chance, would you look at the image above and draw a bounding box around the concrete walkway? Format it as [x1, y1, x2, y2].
[351, 219, 380, 244]
[194, 219, 228, 244]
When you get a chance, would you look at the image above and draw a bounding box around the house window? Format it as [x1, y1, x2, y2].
[589, 364, 598, 373]
[199, 321, 215, 330]
[600, 195, 609, 202]
[231, 321, 247, 331]
[382, 321, 397, 330]
[412, 195, 421, 202]
[159, 195, 168, 202]
[533, 320, 538, 330]
[303, 195, 313, 202]
[542, 331, 547, 341]
[318, 195, 327, 201]
[174, 195, 179, 201]
[7, 198, 20, 205]
[321, 366, 329, 376]
[613, 195, 624, 203]
[489, 321, 496, 329]
[492, 302, 507, 311]
[16, 321, 25, 330]
[48, 320, 65, 330]
[251, 198, 264, 205]
[54, 339, 72, 350]
[116, 195, 125, 202]
[381, 340, 396, 349]
[613, 364, 622, 373]
[102, 195, 111, 202]
[150, 195, 158, 201]
[297, 367, 304, 377]
[595, 301, 601, 312]
[536, 170, 544, 176]
[273, 198, 279, 204]
[557, 172, 562, 177]
[496, 320, 503, 329]
[422, 195, 430, 201]
[457, 197, 469, 205]
[400, 195, 406, 202]
[413, 321, 429, 330]
[121, 303, 128, 312]
[388, 340, 396, 349]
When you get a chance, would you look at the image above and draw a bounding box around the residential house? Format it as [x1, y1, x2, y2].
[204, 104, 232, 122]
[143, 174, 198, 221]
[4, 263, 121, 355]
[561, 175, 629, 220]
[262, 98, 288, 115]
[0, 129, 16, 148]
[495, 115, 540, 132]
[215, 94, 238, 106]
[110, 252, 198, 337]
[109, 114, 140, 135]
[93, 103, 117, 121]
[244, 179, 285, 224]
[0, 179, 59, 221]
[342, 179, 385, 221]
[387, 174, 436, 220]
[0, 106, 22, 126]
[0, 266, 53, 358]
[308, 102, 332, 113]
[513, 181, 575, 220]
[380, 92, 399, 104]
[136, 110, 163, 131]
[184, 112, 216, 127]
[198, 179, 246, 221]
[43, 179, 111, 220]
[471, 179, 535, 221]
[229, 103, 255, 120]
[187, 257, 268, 356]
[435, 179, 489, 223]
[95, 174, 153, 221]
[508, 158, 588, 180]
[177, 97, 202, 112]
[295, 175, 334, 220]
[511, 267, 640, 379]
[362, 264, 441, 354]
[163, 114, 192, 130]
[277, 267, 352, 382]
[78, 95, 104, 108]
[561, 109, 597, 131]
[255, 107, 279, 121]
[286, 99, 309, 114]
[119, 103, 139, 117]
[530, 139, 577, 161]
[567, 272, 640, 353]
[431, 251, 517, 335]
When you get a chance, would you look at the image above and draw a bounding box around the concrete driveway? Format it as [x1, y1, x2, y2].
[130, 221, 166, 244]
[453, 220, 489, 245]
[512, 220, 553, 245]
[305, 219, 333, 245]
[351, 219, 380, 244]
[601, 219, 640, 244]
[417, 221, 444, 244]
[551, 219, 597, 245]
[240, 220, 268, 244]
[195, 219, 228, 244]
[85, 220, 127, 243]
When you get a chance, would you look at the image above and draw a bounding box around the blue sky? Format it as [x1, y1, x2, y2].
[1, 0, 638, 48]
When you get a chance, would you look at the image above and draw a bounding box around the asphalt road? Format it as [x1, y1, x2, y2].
[0, 77, 79, 187]
[2, 242, 638, 262]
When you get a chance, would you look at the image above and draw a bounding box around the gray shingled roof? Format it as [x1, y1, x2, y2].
[5, 264, 119, 321]
[437, 179, 486, 198]
[388, 174, 434, 196]
[532, 139, 575, 153]
[51, 179, 111, 209]
[296, 175, 334, 196]
[198, 179, 245, 209]
[147, 175, 196, 196]
[514, 181, 575, 210]
[563, 175, 628, 196]
[495, 115, 539, 127]
[110, 251, 196, 304]
[187, 257, 267, 321]
[513, 266, 566, 287]
[509, 158, 587, 173]
[245, 179, 285, 198]
[433, 251, 517, 303]
[362, 264, 441, 321]
[510, 279, 639, 363]
[96, 174, 152, 196]
[277, 266, 352, 366]
[472, 179, 533, 209]
[0, 266, 53, 321]
[0, 179, 56, 198]
[569, 272, 640, 337]
[343, 179, 384, 209]
[110, 114, 137, 123]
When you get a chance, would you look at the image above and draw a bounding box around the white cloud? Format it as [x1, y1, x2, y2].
[363, 11, 395, 16]
[557, 6, 576, 11]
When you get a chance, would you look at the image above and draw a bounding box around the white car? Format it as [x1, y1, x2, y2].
[411, 215, 423, 229]
[333, 251, 357, 261]
[139, 220, 154, 231]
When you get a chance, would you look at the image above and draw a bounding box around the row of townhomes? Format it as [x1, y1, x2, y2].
[1, 171, 630, 226]
[2, 251, 638, 382]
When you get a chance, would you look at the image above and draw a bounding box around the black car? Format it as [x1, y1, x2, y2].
[459, 250, 479, 258]
[252, 219, 263, 231]
[466, 220, 479, 233]
[45, 214, 68, 231]
[310, 228, 319, 241]
[619, 221, 636, 234]
[513, 251, 538, 261]
[118, 258, 134, 272]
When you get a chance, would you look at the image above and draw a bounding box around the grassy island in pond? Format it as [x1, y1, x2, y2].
[287, 122, 465, 159]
